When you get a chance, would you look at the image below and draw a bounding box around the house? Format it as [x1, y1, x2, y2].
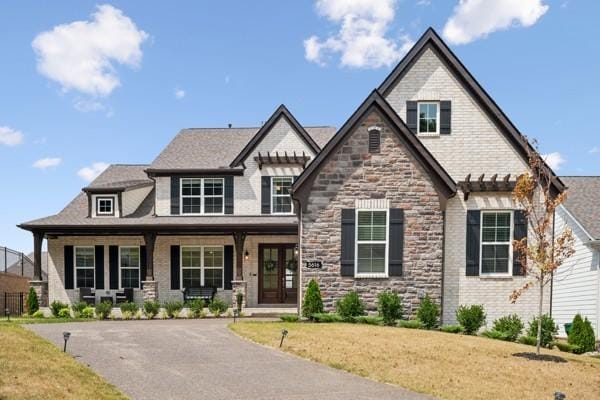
[552, 177, 600, 338]
[19, 28, 565, 326]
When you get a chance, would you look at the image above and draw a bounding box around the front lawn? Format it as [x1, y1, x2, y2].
[230, 322, 600, 400]
[0, 323, 127, 399]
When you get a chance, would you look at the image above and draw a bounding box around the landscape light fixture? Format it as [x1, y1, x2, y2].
[554, 392, 566, 400]
[63, 332, 71, 352]
[5, 308, 9, 322]
[233, 309, 239, 323]
[244, 250, 249, 261]
[280, 329, 288, 348]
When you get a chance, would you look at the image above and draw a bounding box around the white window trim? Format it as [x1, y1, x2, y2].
[354, 208, 389, 278]
[479, 210, 514, 277]
[118, 246, 141, 290]
[180, 245, 225, 290]
[417, 101, 440, 135]
[96, 197, 114, 215]
[179, 178, 225, 215]
[74, 246, 95, 289]
[271, 176, 294, 215]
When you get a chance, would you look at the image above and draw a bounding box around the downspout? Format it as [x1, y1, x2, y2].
[291, 192, 303, 316]
[440, 210, 446, 325]
[549, 209, 556, 318]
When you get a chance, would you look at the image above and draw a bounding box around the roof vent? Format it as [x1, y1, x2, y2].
[368, 126, 381, 153]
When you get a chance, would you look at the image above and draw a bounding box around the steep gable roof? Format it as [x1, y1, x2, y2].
[293, 90, 456, 205]
[561, 176, 600, 239]
[229, 104, 321, 167]
[378, 27, 565, 194]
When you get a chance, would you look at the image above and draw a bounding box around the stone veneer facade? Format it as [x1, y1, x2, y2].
[300, 108, 445, 315]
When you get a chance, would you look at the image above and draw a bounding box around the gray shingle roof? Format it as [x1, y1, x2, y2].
[561, 176, 600, 239]
[149, 126, 336, 170]
[85, 164, 152, 190]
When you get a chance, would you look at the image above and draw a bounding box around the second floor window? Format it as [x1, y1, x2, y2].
[272, 177, 293, 214]
[418, 102, 439, 134]
[96, 197, 114, 215]
[181, 178, 224, 214]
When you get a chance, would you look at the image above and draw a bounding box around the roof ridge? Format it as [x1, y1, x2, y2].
[110, 163, 150, 166]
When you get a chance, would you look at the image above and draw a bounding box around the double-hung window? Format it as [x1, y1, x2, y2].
[272, 177, 293, 214]
[96, 197, 114, 215]
[480, 211, 512, 275]
[181, 246, 224, 289]
[356, 210, 388, 277]
[181, 178, 224, 214]
[418, 102, 439, 134]
[120, 246, 140, 289]
[75, 246, 95, 288]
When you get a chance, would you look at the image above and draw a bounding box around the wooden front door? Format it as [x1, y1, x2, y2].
[258, 244, 298, 304]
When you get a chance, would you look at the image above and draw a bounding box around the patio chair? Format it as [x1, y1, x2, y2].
[115, 287, 134, 304]
[80, 287, 96, 305]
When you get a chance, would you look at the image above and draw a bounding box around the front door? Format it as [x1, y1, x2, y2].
[258, 244, 298, 304]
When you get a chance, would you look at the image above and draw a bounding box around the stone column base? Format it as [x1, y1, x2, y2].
[142, 281, 158, 302]
[232, 280, 247, 311]
[29, 281, 48, 307]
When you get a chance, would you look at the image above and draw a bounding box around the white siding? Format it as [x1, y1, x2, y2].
[122, 186, 153, 216]
[552, 206, 600, 338]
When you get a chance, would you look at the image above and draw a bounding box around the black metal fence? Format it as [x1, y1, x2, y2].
[0, 246, 34, 278]
[2, 292, 25, 316]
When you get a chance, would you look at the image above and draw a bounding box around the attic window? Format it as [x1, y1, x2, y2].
[368, 127, 381, 153]
[96, 197, 114, 216]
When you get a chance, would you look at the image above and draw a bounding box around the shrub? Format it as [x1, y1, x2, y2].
[186, 299, 205, 318]
[81, 307, 95, 319]
[32, 310, 45, 319]
[208, 297, 228, 317]
[377, 291, 403, 326]
[71, 301, 88, 318]
[95, 301, 112, 320]
[143, 301, 160, 319]
[517, 335, 537, 346]
[302, 279, 324, 319]
[58, 308, 71, 318]
[568, 314, 596, 353]
[311, 313, 343, 323]
[527, 314, 558, 348]
[492, 314, 524, 342]
[552, 341, 583, 354]
[119, 301, 139, 314]
[336, 291, 365, 321]
[50, 300, 68, 317]
[482, 330, 512, 341]
[354, 315, 383, 325]
[456, 304, 486, 335]
[416, 295, 439, 330]
[26, 287, 39, 315]
[280, 314, 299, 323]
[398, 319, 424, 329]
[236, 291, 244, 312]
[163, 301, 184, 318]
[440, 324, 464, 334]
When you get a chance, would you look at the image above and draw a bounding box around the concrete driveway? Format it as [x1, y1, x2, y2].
[27, 319, 432, 400]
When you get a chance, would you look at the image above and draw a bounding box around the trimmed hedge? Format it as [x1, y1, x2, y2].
[398, 319, 424, 329]
[311, 313, 343, 323]
[440, 324, 464, 334]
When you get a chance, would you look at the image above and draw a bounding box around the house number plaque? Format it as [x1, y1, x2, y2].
[305, 261, 323, 269]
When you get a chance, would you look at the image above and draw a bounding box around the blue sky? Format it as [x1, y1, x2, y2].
[0, 0, 598, 252]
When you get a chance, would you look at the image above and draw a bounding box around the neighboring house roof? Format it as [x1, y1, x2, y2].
[561, 176, 600, 239]
[6, 251, 47, 280]
[293, 90, 457, 206]
[378, 27, 565, 195]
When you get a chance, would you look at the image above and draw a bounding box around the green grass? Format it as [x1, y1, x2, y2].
[0, 322, 127, 399]
[4, 317, 93, 324]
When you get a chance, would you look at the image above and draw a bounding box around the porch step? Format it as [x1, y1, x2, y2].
[244, 307, 297, 317]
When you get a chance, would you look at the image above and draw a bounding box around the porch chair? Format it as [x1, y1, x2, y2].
[79, 287, 96, 305]
[115, 288, 134, 304]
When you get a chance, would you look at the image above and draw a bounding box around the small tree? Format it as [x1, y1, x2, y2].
[377, 291, 403, 326]
[416, 295, 439, 329]
[510, 145, 576, 355]
[568, 314, 596, 353]
[26, 287, 39, 315]
[302, 279, 323, 319]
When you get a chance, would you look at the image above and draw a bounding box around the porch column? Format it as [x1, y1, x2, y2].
[232, 232, 247, 310]
[142, 232, 158, 302]
[30, 231, 48, 307]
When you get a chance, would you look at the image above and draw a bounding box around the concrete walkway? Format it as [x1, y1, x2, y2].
[27, 319, 433, 400]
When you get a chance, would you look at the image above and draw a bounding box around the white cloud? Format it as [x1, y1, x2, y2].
[225, 75, 230, 84]
[77, 162, 109, 182]
[74, 98, 105, 112]
[32, 4, 148, 97]
[0, 126, 24, 146]
[589, 146, 599, 154]
[542, 152, 565, 170]
[174, 89, 186, 99]
[417, 0, 431, 6]
[304, 0, 414, 69]
[442, 0, 549, 45]
[33, 157, 62, 169]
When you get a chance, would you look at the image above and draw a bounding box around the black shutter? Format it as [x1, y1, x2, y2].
[389, 209, 404, 276]
[513, 210, 527, 276]
[140, 245, 147, 286]
[340, 209, 355, 276]
[406, 101, 418, 133]
[170, 245, 180, 290]
[261, 176, 271, 214]
[466, 210, 481, 276]
[171, 177, 180, 215]
[224, 176, 234, 214]
[440, 101, 451, 134]
[94, 246, 104, 289]
[109, 246, 119, 289]
[64, 246, 74, 290]
[224, 245, 234, 290]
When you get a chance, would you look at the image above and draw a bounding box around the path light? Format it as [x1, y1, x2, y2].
[5, 308, 9, 322]
[233, 309, 239, 323]
[63, 332, 71, 352]
[280, 329, 288, 348]
[554, 392, 566, 400]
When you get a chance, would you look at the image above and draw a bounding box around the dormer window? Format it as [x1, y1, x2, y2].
[96, 197, 114, 216]
[418, 102, 439, 134]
